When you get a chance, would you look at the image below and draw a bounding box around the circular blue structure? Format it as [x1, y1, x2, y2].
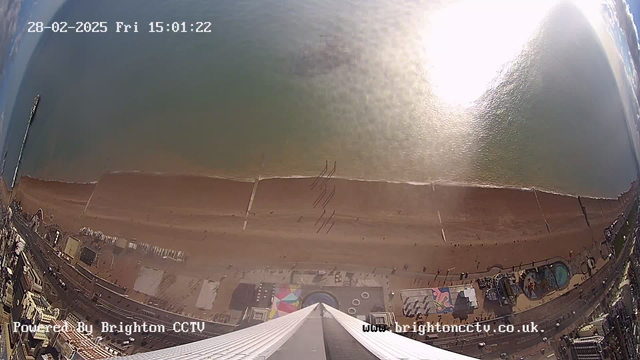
[302, 291, 339, 308]
[553, 262, 570, 289]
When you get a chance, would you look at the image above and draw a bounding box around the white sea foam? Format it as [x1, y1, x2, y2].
[21, 171, 624, 201]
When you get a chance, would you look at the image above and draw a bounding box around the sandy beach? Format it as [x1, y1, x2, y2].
[9, 172, 635, 274]
[9, 176, 95, 232]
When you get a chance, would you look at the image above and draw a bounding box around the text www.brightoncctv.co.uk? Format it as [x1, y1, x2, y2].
[362, 322, 542, 335]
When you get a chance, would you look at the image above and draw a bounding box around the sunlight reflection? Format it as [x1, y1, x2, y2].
[422, 0, 559, 107]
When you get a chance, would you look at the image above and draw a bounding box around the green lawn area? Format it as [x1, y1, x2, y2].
[613, 202, 637, 258]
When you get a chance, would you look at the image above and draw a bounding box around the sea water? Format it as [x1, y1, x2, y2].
[3, 0, 639, 198]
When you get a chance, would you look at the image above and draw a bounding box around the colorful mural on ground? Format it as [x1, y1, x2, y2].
[400, 286, 469, 316]
[269, 284, 302, 319]
[432, 287, 454, 314]
[522, 262, 571, 299]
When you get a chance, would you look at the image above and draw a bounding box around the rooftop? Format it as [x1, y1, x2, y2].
[25, 291, 54, 317]
[571, 335, 605, 344]
[31, 294, 50, 310]
[50, 320, 113, 359]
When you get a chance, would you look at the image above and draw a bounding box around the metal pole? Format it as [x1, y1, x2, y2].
[11, 95, 39, 190]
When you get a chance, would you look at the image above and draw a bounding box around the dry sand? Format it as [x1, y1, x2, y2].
[12, 172, 635, 274]
[12, 176, 95, 231]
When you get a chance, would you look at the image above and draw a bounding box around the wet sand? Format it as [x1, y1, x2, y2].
[12, 176, 95, 231]
[12, 172, 635, 273]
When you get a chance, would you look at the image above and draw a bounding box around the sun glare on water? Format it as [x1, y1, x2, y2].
[422, 0, 573, 107]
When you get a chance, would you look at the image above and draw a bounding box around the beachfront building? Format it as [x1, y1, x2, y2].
[12, 252, 44, 329]
[400, 285, 478, 317]
[116, 303, 476, 360]
[570, 336, 606, 360]
[241, 307, 270, 327]
[591, 315, 609, 337]
[62, 236, 81, 261]
[599, 261, 640, 360]
[368, 311, 396, 329]
[2, 278, 13, 309]
[16, 291, 60, 353]
[21, 253, 43, 294]
[29, 209, 43, 233]
[47, 319, 116, 359]
[578, 315, 609, 338]
[606, 298, 639, 360]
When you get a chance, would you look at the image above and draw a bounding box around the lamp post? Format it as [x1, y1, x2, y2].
[445, 267, 455, 285]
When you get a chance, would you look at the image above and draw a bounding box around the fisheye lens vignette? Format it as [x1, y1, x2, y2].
[0, 0, 640, 359]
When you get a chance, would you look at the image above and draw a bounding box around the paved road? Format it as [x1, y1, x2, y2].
[439, 257, 623, 358]
[11, 201, 637, 358]
[433, 208, 637, 358]
[12, 216, 208, 351]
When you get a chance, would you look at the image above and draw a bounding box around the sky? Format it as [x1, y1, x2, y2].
[626, 0, 640, 74]
[630, 0, 640, 26]
[0, 0, 64, 151]
[0, 0, 23, 81]
[0, 0, 34, 146]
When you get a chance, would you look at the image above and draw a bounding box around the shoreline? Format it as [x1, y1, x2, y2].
[12, 169, 633, 201]
[9, 173, 635, 359]
[6, 170, 635, 279]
